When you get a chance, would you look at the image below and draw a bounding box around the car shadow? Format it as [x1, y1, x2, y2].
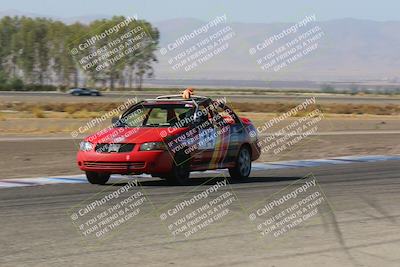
[107, 175, 302, 187]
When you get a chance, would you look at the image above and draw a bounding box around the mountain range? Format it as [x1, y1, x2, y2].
[1, 10, 400, 83]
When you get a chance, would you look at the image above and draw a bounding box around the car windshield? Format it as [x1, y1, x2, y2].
[117, 104, 195, 127]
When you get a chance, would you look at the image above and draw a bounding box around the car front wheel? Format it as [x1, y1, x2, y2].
[229, 146, 251, 180]
[166, 152, 191, 185]
[86, 171, 110, 185]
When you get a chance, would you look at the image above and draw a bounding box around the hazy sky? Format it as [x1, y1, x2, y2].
[1, 0, 400, 23]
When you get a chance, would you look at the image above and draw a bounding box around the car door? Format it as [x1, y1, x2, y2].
[189, 103, 217, 167]
[209, 103, 243, 167]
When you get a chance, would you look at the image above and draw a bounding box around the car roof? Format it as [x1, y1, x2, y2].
[144, 95, 211, 105]
[143, 101, 193, 105]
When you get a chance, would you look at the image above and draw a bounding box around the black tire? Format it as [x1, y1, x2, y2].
[151, 173, 168, 179]
[229, 146, 252, 180]
[166, 153, 191, 185]
[86, 171, 110, 185]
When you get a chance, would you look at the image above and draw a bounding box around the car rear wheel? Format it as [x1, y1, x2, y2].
[166, 153, 191, 185]
[86, 171, 110, 185]
[229, 146, 251, 180]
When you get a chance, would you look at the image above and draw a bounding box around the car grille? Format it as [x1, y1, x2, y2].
[83, 161, 145, 169]
[95, 143, 134, 153]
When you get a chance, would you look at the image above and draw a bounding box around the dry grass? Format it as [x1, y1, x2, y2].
[0, 101, 399, 118]
[230, 102, 400, 116]
[69, 109, 99, 119]
[0, 102, 119, 113]
[31, 107, 45, 118]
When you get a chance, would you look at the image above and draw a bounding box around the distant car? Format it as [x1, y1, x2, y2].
[68, 88, 101, 96]
[76, 94, 261, 185]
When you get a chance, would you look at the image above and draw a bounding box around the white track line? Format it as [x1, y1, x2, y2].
[0, 155, 399, 189]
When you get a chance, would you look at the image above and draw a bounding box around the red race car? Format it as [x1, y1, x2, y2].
[77, 94, 260, 185]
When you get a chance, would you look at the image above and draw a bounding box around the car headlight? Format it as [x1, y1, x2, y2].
[79, 141, 94, 151]
[139, 142, 165, 151]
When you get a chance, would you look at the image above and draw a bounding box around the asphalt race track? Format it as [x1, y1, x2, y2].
[1, 157, 400, 267]
[1, 91, 399, 104]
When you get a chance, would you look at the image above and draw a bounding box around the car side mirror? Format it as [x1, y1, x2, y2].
[111, 117, 119, 125]
[194, 114, 207, 125]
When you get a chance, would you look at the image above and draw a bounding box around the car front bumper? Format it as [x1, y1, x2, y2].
[77, 150, 173, 174]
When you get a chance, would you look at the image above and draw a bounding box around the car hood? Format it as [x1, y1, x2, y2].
[85, 127, 187, 144]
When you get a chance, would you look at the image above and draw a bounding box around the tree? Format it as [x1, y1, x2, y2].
[321, 84, 335, 94]
[0, 16, 159, 90]
[126, 20, 159, 90]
